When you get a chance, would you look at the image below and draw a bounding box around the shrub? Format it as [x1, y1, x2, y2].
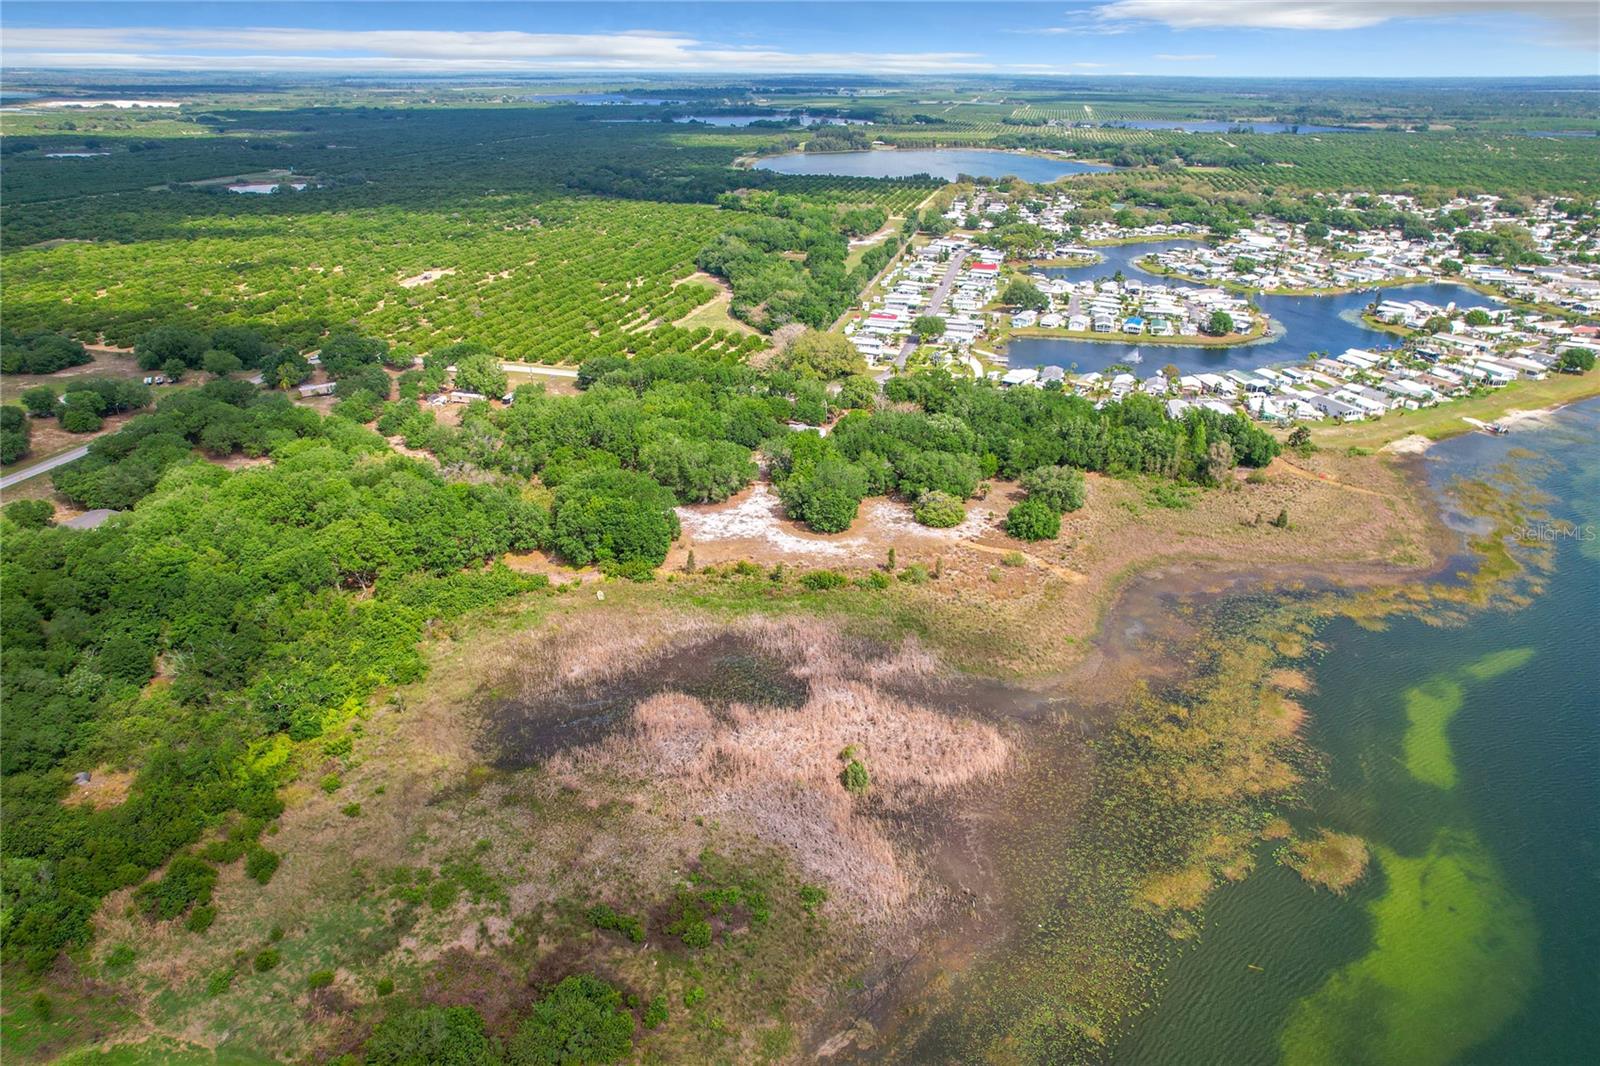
[800, 569, 848, 591]
[1271, 508, 1291, 529]
[671, 914, 713, 949]
[307, 969, 336, 990]
[320, 773, 342, 794]
[3, 499, 54, 528]
[1005, 498, 1060, 542]
[134, 855, 217, 921]
[186, 906, 217, 933]
[342, 802, 363, 817]
[376, 976, 395, 997]
[365, 1005, 495, 1066]
[683, 985, 706, 1008]
[1020, 465, 1086, 512]
[586, 903, 645, 943]
[896, 563, 929, 585]
[840, 759, 870, 794]
[507, 974, 634, 1066]
[104, 944, 136, 969]
[253, 948, 280, 973]
[912, 490, 965, 528]
[245, 844, 281, 885]
[798, 883, 828, 917]
[1000, 550, 1026, 567]
[206, 968, 235, 997]
[643, 994, 669, 1030]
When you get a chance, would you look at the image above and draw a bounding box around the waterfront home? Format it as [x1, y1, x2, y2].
[1001, 367, 1040, 387]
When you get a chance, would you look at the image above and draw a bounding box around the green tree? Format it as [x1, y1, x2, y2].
[911, 315, 947, 341]
[135, 325, 208, 371]
[453, 350, 508, 398]
[1019, 465, 1086, 512]
[1558, 348, 1596, 373]
[912, 490, 965, 528]
[507, 974, 634, 1066]
[201, 349, 243, 377]
[778, 330, 867, 379]
[1005, 497, 1060, 541]
[1001, 279, 1048, 312]
[1204, 310, 1235, 336]
[3, 500, 53, 528]
[365, 1005, 497, 1066]
[20, 386, 57, 418]
[59, 390, 107, 433]
[551, 468, 680, 569]
[0, 407, 28, 464]
[776, 454, 868, 534]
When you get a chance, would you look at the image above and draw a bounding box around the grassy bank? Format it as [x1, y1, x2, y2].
[1309, 372, 1600, 450]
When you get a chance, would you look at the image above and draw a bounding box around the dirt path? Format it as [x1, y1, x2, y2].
[1269, 456, 1392, 499]
[965, 540, 1085, 582]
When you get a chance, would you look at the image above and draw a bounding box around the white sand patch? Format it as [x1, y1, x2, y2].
[398, 268, 456, 289]
[862, 497, 994, 540]
[677, 482, 863, 557]
[1383, 434, 1433, 455]
[1498, 407, 1558, 428]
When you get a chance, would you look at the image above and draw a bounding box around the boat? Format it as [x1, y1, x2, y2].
[1126, 347, 1143, 364]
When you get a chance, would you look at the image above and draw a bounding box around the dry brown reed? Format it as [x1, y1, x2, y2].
[538, 617, 1010, 922]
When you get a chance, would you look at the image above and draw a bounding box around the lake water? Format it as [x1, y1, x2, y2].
[1004, 240, 1504, 376]
[1112, 399, 1600, 1065]
[523, 92, 683, 105]
[753, 148, 1113, 182]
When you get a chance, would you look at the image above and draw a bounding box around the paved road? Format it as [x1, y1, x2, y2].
[0, 443, 90, 491]
[896, 249, 968, 367]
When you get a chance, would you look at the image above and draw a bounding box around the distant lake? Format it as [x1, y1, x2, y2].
[524, 92, 683, 105]
[753, 149, 1112, 181]
[1005, 239, 1507, 376]
[45, 151, 110, 158]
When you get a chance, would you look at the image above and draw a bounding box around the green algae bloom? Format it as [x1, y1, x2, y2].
[1402, 647, 1534, 789]
[1280, 830, 1538, 1066]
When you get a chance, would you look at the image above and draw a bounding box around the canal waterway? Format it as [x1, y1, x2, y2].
[1003, 240, 1507, 376]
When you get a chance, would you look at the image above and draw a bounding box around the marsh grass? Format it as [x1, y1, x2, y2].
[1283, 830, 1370, 893]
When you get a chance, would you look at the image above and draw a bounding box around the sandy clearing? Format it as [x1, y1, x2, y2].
[1383, 434, 1433, 455]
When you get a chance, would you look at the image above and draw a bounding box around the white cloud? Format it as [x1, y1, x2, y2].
[1095, 0, 1598, 35]
[1153, 53, 1216, 62]
[0, 26, 1098, 75]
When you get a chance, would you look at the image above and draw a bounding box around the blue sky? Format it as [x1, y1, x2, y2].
[2, 2, 1596, 78]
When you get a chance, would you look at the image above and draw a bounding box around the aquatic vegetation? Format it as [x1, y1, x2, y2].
[1282, 829, 1369, 893]
[1280, 831, 1538, 1066]
[1402, 677, 1467, 789]
[1403, 647, 1534, 789]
